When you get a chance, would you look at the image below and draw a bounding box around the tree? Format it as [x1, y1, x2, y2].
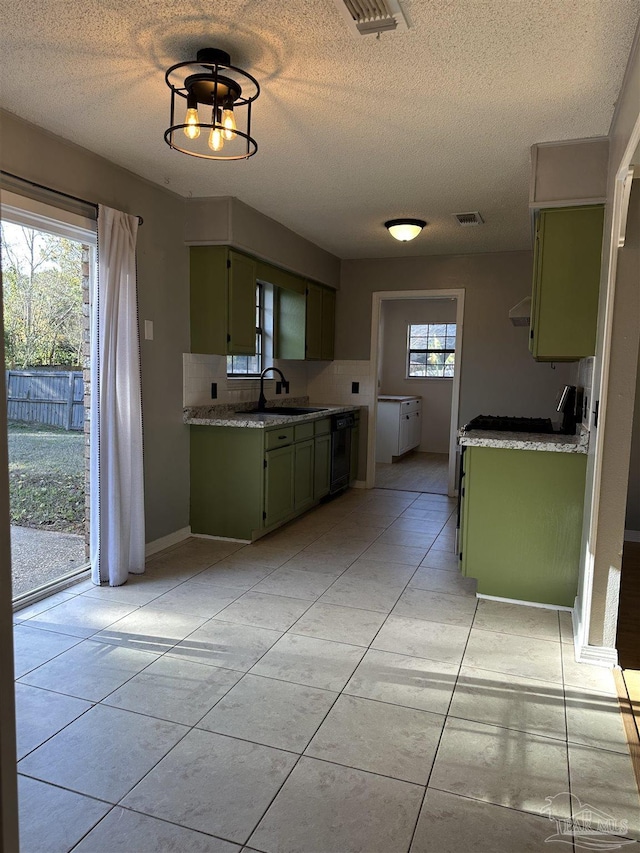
[1, 224, 84, 368]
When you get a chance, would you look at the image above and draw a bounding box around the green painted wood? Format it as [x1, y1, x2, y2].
[294, 422, 315, 441]
[228, 250, 257, 355]
[462, 446, 587, 606]
[294, 438, 315, 511]
[275, 288, 306, 360]
[265, 427, 294, 450]
[190, 246, 228, 355]
[256, 261, 305, 294]
[314, 433, 331, 499]
[321, 287, 336, 360]
[190, 425, 264, 540]
[530, 205, 604, 361]
[305, 282, 323, 360]
[315, 418, 331, 436]
[264, 444, 295, 527]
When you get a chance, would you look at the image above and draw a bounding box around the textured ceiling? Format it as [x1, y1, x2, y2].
[1, 0, 638, 258]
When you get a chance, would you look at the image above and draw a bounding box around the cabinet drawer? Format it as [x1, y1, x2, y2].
[401, 399, 421, 414]
[314, 417, 331, 436]
[294, 422, 315, 442]
[265, 427, 294, 450]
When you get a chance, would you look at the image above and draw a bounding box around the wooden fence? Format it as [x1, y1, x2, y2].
[6, 370, 84, 430]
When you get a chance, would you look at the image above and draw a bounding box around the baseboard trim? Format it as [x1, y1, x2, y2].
[624, 529, 640, 542]
[575, 642, 619, 668]
[145, 527, 191, 557]
[476, 593, 572, 612]
[191, 533, 251, 544]
[352, 480, 367, 489]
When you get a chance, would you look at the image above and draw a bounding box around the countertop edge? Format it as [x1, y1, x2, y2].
[457, 424, 590, 454]
[184, 405, 360, 428]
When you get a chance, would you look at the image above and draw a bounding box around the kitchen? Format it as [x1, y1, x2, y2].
[1, 2, 640, 850]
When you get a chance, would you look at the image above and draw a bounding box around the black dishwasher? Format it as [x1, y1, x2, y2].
[330, 413, 355, 494]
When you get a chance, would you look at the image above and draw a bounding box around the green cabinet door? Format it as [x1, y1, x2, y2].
[190, 246, 228, 355]
[228, 250, 257, 355]
[275, 287, 306, 360]
[321, 287, 336, 360]
[305, 282, 324, 360]
[264, 444, 295, 527]
[530, 205, 604, 361]
[294, 438, 315, 511]
[314, 433, 331, 499]
[462, 446, 586, 606]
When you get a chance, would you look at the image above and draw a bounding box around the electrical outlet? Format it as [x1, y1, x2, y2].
[352, 381, 359, 393]
[276, 382, 282, 395]
[211, 382, 217, 399]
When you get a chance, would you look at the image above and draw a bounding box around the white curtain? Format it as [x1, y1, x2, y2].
[90, 205, 145, 586]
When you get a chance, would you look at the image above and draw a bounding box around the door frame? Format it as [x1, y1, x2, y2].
[574, 108, 640, 663]
[367, 289, 465, 496]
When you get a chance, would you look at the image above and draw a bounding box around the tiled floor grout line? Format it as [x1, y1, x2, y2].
[405, 595, 478, 853]
[558, 610, 578, 853]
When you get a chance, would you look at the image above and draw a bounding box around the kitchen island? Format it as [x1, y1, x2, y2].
[457, 425, 589, 607]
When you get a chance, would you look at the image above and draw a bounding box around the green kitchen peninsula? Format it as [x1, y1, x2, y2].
[186, 405, 360, 542]
[458, 426, 589, 607]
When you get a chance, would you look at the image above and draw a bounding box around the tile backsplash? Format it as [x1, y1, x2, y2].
[183, 353, 308, 407]
[306, 360, 374, 406]
[183, 354, 374, 409]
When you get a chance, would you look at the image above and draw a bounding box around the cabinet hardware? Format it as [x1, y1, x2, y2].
[227, 259, 231, 269]
[227, 333, 231, 343]
[278, 435, 287, 439]
[593, 399, 599, 428]
[263, 459, 267, 469]
[263, 511, 267, 520]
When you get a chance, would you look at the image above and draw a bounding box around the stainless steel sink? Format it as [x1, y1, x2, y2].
[238, 407, 329, 416]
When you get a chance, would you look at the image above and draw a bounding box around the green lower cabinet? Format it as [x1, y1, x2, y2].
[190, 425, 264, 540]
[314, 433, 331, 499]
[294, 439, 315, 511]
[264, 444, 296, 528]
[460, 446, 587, 607]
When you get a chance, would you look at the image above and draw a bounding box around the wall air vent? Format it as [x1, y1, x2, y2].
[453, 211, 484, 226]
[334, 0, 410, 36]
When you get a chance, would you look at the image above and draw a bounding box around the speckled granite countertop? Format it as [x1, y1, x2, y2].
[458, 423, 589, 453]
[185, 403, 360, 428]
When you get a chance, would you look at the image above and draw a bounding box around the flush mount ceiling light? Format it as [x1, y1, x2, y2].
[164, 47, 260, 161]
[384, 218, 427, 241]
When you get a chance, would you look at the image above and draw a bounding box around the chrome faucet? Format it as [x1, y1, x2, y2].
[258, 366, 289, 411]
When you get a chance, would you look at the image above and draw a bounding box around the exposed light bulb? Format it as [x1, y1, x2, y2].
[222, 106, 237, 141]
[208, 125, 224, 152]
[183, 107, 200, 139]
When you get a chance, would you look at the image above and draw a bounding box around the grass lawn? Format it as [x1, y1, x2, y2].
[7, 421, 85, 534]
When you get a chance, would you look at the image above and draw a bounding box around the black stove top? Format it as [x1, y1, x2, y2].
[465, 415, 555, 434]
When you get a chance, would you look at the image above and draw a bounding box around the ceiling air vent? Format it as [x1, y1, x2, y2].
[453, 211, 484, 227]
[334, 0, 410, 36]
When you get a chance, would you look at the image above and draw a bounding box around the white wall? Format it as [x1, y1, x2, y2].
[379, 299, 456, 454]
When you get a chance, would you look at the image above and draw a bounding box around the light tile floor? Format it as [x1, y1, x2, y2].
[13, 488, 640, 852]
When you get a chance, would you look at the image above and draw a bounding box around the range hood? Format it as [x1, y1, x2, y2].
[509, 296, 531, 327]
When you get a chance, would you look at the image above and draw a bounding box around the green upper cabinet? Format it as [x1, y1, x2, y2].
[190, 246, 256, 356]
[227, 250, 257, 355]
[306, 281, 335, 360]
[191, 245, 335, 360]
[275, 288, 306, 360]
[530, 205, 604, 362]
[190, 246, 228, 355]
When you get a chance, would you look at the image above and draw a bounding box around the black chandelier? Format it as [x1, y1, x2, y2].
[164, 48, 260, 161]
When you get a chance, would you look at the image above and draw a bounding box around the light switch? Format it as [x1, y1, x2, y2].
[144, 320, 154, 340]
